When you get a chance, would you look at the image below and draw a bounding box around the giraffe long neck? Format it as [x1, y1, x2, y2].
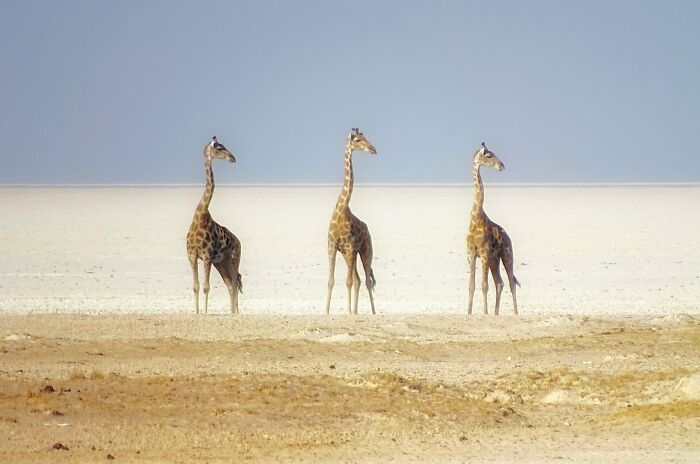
[471, 159, 485, 215]
[334, 143, 354, 215]
[197, 156, 215, 213]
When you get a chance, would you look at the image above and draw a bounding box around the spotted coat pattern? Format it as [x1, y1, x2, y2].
[466, 144, 520, 315]
[325, 129, 377, 315]
[186, 138, 242, 315]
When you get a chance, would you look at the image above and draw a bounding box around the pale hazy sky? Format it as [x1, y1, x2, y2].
[1, 1, 698, 184]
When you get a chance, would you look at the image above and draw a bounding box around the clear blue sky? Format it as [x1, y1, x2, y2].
[1, 0, 698, 184]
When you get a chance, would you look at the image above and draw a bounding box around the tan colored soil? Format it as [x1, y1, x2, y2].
[1, 314, 698, 463]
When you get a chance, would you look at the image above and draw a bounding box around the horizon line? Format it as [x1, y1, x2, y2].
[1, 182, 699, 188]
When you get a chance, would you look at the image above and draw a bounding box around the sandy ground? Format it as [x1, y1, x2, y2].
[0, 314, 699, 463]
[0, 186, 698, 315]
[1, 186, 699, 462]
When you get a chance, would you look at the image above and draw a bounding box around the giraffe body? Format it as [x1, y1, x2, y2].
[325, 128, 377, 315]
[466, 143, 519, 315]
[186, 137, 242, 315]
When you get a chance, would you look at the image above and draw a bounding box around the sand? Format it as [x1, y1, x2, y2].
[1, 185, 699, 462]
[1, 314, 699, 463]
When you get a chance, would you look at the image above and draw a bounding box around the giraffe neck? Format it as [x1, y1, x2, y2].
[197, 156, 215, 214]
[471, 159, 485, 216]
[334, 143, 354, 216]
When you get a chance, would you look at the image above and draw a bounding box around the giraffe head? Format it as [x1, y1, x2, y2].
[204, 136, 236, 163]
[474, 142, 504, 171]
[347, 128, 377, 155]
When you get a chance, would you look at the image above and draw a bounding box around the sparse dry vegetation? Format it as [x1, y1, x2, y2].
[0, 314, 698, 463]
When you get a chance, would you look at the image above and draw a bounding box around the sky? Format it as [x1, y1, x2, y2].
[1, 0, 698, 184]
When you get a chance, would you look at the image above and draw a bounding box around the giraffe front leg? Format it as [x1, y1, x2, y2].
[189, 255, 200, 314]
[202, 260, 212, 315]
[481, 256, 489, 315]
[467, 250, 476, 315]
[342, 252, 357, 315]
[325, 248, 337, 315]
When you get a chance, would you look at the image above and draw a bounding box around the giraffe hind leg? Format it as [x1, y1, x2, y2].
[489, 260, 505, 316]
[231, 244, 242, 314]
[214, 257, 239, 316]
[359, 247, 376, 315]
[501, 253, 519, 315]
[352, 261, 361, 315]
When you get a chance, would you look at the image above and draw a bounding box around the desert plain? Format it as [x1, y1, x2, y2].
[0, 185, 699, 463]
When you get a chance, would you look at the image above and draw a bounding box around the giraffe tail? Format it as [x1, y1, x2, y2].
[237, 273, 243, 294]
[515, 276, 521, 287]
[369, 269, 376, 290]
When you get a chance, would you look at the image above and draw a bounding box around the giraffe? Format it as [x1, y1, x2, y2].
[186, 136, 242, 315]
[325, 128, 378, 315]
[467, 142, 520, 315]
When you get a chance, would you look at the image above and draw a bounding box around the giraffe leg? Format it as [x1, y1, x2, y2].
[502, 254, 519, 315]
[490, 260, 505, 316]
[341, 252, 358, 315]
[189, 254, 200, 314]
[352, 260, 361, 315]
[467, 249, 476, 315]
[481, 256, 489, 315]
[214, 259, 236, 316]
[202, 260, 212, 315]
[325, 248, 337, 315]
[232, 253, 241, 316]
[359, 247, 376, 315]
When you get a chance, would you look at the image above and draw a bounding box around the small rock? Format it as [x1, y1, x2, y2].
[52, 442, 69, 451]
[329, 364, 336, 369]
[107, 454, 115, 460]
[675, 374, 700, 400]
[41, 385, 55, 394]
[542, 389, 571, 404]
[485, 389, 523, 405]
